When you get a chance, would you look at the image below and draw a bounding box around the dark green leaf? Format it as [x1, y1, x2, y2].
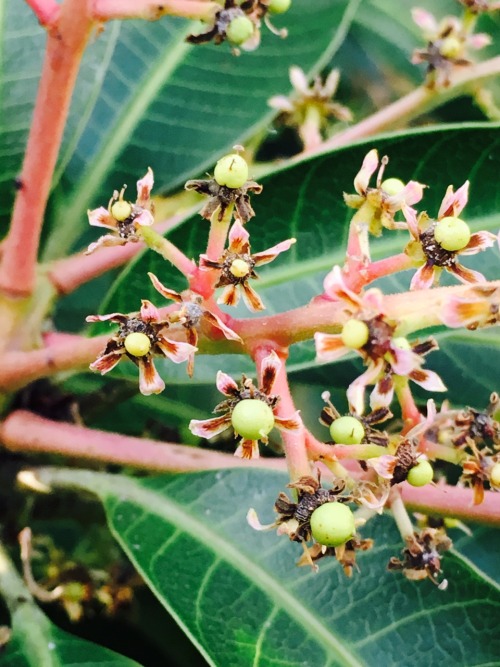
[37, 467, 500, 667]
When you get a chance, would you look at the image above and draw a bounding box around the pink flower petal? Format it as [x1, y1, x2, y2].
[134, 210, 154, 227]
[217, 284, 240, 307]
[410, 263, 436, 290]
[241, 28, 261, 52]
[468, 33, 491, 50]
[268, 95, 294, 113]
[402, 206, 420, 239]
[198, 254, 222, 271]
[354, 149, 378, 196]
[314, 333, 349, 363]
[228, 220, 250, 255]
[246, 508, 277, 531]
[367, 454, 397, 480]
[409, 368, 447, 392]
[411, 7, 437, 33]
[440, 292, 498, 329]
[138, 357, 165, 395]
[88, 207, 118, 230]
[189, 414, 232, 438]
[89, 350, 125, 374]
[86, 312, 128, 324]
[389, 346, 421, 375]
[460, 231, 497, 255]
[289, 65, 309, 95]
[234, 438, 260, 459]
[275, 411, 302, 431]
[85, 234, 127, 255]
[241, 282, 265, 312]
[450, 264, 486, 284]
[323, 68, 340, 98]
[156, 337, 197, 363]
[323, 265, 362, 307]
[397, 180, 425, 207]
[252, 237, 296, 266]
[260, 350, 281, 395]
[362, 288, 384, 314]
[370, 373, 394, 411]
[216, 370, 239, 396]
[438, 181, 469, 219]
[136, 167, 154, 207]
[140, 299, 161, 323]
[347, 360, 384, 415]
[204, 310, 241, 342]
[148, 272, 183, 302]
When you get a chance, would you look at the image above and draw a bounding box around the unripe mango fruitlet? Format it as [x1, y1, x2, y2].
[230, 259, 251, 278]
[490, 462, 500, 486]
[214, 153, 249, 189]
[341, 319, 369, 349]
[111, 200, 133, 221]
[231, 399, 275, 440]
[225, 16, 254, 46]
[329, 416, 365, 444]
[392, 337, 412, 351]
[434, 216, 471, 252]
[310, 502, 355, 547]
[381, 178, 405, 196]
[268, 0, 291, 14]
[407, 459, 434, 487]
[124, 332, 151, 357]
[440, 36, 462, 58]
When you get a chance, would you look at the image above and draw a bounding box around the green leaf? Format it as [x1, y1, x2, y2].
[98, 124, 500, 407]
[40, 0, 360, 258]
[36, 467, 500, 667]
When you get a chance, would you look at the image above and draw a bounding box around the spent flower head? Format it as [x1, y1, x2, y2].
[268, 66, 352, 149]
[411, 7, 491, 87]
[86, 301, 196, 395]
[199, 220, 296, 311]
[189, 350, 301, 459]
[86, 169, 154, 254]
[403, 181, 497, 290]
[148, 272, 241, 376]
[388, 527, 452, 589]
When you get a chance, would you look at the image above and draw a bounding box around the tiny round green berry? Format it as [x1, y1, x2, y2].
[267, 0, 291, 14]
[440, 36, 462, 59]
[111, 200, 133, 222]
[341, 319, 370, 350]
[225, 15, 255, 46]
[310, 502, 355, 547]
[230, 258, 251, 278]
[392, 337, 412, 351]
[124, 332, 151, 357]
[329, 416, 365, 445]
[231, 399, 275, 440]
[407, 459, 434, 487]
[434, 216, 471, 252]
[381, 178, 405, 197]
[490, 462, 500, 487]
[214, 153, 249, 189]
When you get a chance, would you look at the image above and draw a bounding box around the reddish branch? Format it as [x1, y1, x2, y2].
[92, 0, 219, 22]
[0, 0, 95, 298]
[0, 410, 284, 472]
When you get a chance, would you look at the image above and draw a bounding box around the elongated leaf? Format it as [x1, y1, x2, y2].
[97, 124, 500, 406]
[41, 0, 359, 258]
[37, 467, 500, 667]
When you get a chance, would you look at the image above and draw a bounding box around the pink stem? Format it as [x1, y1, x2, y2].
[395, 379, 422, 433]
[320, 56, 500, 152]
[92, 0, 218, 21]
[346, 253, 414, 292]
[0, 410, 285, 472]
[0, 0, 95, 298]
[401, 481, 500, 527]
[48, 214, 190, 295]
[25, 0, 60, 25]
[0, 280, 497, 391]
[255, 346, 310, 481]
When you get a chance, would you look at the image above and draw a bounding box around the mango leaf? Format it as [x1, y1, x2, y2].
[36, 467, 500, 667]
[39, 0, 360, 258]
[97, 123, 500, 407]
